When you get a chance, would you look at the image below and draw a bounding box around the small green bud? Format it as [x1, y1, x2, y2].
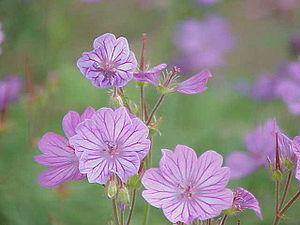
[136, 81, 146, 86]
[106, 180, 118, 199]
[272, 170, 283, 181]
[117, 187, 130, 204]
[223, 207, 236, 216]
[283, 159, 294, 170]
[127, 175, 141, 188]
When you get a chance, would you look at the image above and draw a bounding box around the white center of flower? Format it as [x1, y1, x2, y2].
[93, 61, 117, 79]
[178, 184, 196, 199]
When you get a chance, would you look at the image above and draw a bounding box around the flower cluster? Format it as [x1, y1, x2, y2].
[35, 106, 151, 186]
[35, 33, 266, 225]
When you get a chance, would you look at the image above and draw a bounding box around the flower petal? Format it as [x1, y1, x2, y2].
[226, 152, 261, 179]
[62, 111, 81, 139]
[174, 69, 212, 94]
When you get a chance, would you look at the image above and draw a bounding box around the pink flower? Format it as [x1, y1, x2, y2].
[69, 107, 151, 184]
[35, 107, 95, 187]
[0, 75, 22, 111]
[226, 119, 279, 179]
[133, 64, 167, 85]
[232, 187, 262, 219]
[141, 145, 233, 224]
[77, 33, 137, 88]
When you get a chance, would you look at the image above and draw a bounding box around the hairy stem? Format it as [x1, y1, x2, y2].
[126, 188, 137, 225]
[219, 215, 228, 225]
[273, 191, 300, 225]
[146, 94, 165, 126]
[112, 199, 120, 225]
[140, 85, 145, 121]
[279, 171, 292, 209]
[275, 180, 280, 214]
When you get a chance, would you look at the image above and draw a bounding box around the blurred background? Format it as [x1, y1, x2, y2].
[0, 0, 300, 224]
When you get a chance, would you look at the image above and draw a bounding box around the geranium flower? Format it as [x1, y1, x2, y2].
[173, 15, 235, 71]
[232, 187, 262, 219]
[69, 107, 151, 184]
[35, 107, 95, 187]
[77, 33, 137, 88]
[226, 119, 279, 179]
[142, 145, 233, 224]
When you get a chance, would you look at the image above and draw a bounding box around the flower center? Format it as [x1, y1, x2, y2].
[93, 61, 117, 79]
[103, 141, 119, 155]
[181, 185, 195, 198]
[232, 192, 245, 211]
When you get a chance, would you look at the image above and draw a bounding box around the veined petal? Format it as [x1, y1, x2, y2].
[233, 187, 262, 219]
[62, 111, 81, 139]
[174, 69, 212, 95]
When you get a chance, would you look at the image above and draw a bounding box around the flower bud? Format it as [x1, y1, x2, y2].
[272, 170, 283, 181]
[106, 180, 118, 199]
[117, 187, 130, 204]
[283, 159, 294, 170]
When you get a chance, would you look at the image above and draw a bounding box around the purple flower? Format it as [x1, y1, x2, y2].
[141, 145, 233, 224]
[69, 107, 151, 184]
[35, 107, 95, 187]
[77, 33, 137, 88]
[173, 69, 212, 95]
[276, 58, 300, 115]
[226, 119, 279, 179]
[196, 0, 222, 7]
[133, 64, 167, 85]
[173, 15, 236, 71]
[232, 187, 262, 219]
[250, 73, 278, 102]
[0, 75, 22, 111]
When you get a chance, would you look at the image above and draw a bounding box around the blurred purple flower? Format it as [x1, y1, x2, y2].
[250, 73, 278, 102]
[233, 187, 262, 219]
[0, 23, 4, 54]
[276, 58, 300, 115]
[142, 145, 233, 224]
[289, 34, 300, 56]
[77, 33, 137, 88]
[35, 107, 95, 187]
[226, 119, 279, 179]
[69, 107, 150, 184]
[133, 64, 167, 85]
[173, 69, 212, 94]
[173, 15, 236, 71]
[196, 0, 222, 7]
[0, 75, 22, 111]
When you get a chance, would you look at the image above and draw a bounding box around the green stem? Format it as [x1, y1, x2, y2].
[273, 191, 300, 225]
[140, 85, 145, 121]
[146, 94, 165, 126]
[120, 209, 124, 225]
[279, 171, 292, 209]
[220, 215, 228, 225]
[112, 199, 120, 225]
[126, 188, 137, 225]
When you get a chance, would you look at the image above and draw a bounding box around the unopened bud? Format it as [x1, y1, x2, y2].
[272, 170, 283, 181]
[106, 180, 118, 199]
[223, 207, 236, 216]
[117, 187, 130, 204]
[283, 159, 294, 170]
